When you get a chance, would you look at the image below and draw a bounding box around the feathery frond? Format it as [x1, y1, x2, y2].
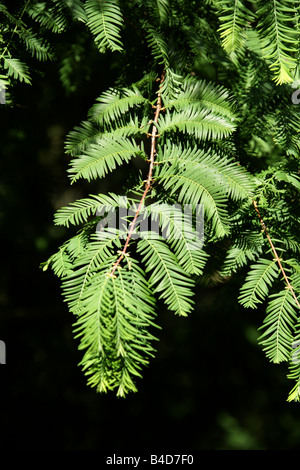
[158, 108, 235, 140]
[217, 0, 255, 60]
[85, 0, 124, 53]
[258, 288, 298, 363]
[154, 0, 170, 24]
[18, 27, 54, 61]
[221, 244, 260, 276]
[3, 57, 31, 84]
[27, 1, 68, 33]
[65, 116, 149, 156]
[256, 0, 299, 84]
[88, 87, 149, 124]
[144, 202, 208, 275]
[137, 236, 195, 316]
[70, 256, 159, 396]
[68, 137, 144, 182]
[156, 142, 254, 201]
[155, 162, 231, 238]
[238, 258, 280, 308]
[54, 192, 129, 227]
[164, 75, 235, 120]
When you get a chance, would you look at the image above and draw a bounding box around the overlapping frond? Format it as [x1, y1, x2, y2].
[144, 202, 208, 275]
[27, 1, 68, 33]
[66, 0, 87, 23]
[271, 90, 300, 156]
[156, 142, 254, 201]
[145, 23, 170, 66]
[155, 161, 231, 238]
[65, 121, 101, 155]
[144, 23, 185, 99]
[0, 1, 61, 94]
[217, 0, 255, 59]
[153, 0, 170, 24]
[164, 76, 235, 120]
[256, 0, 299, 84]
[69, 255, 158, 396]
[65, 116, 149, 156]
[137, 236, 195, 316]
[61, 233, 123, 311]
[42, 230, 89, 278]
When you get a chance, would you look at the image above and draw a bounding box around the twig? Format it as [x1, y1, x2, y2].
[108, 71, 166, 277]
[0, 1, 30, 61]
[253, 200, 300, 309]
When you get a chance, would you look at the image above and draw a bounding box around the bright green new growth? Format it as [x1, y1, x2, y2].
[216, 0, 300, 84]
[2, 0, 300, 401]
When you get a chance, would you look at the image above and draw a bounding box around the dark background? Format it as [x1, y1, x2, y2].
[1, 40, 300, 452]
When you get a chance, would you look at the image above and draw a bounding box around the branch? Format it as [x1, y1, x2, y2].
[253, 200, 300, 309]
[108, 71, 166, 277]
[0, 1, 30, 61]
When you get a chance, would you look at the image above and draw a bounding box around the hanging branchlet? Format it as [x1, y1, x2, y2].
[38, 0, 300, 401]
[109, 70, 166, 278]
[253, 200, 300, 310]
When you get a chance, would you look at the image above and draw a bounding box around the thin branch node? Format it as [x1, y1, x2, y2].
[106, 272, 117, 279]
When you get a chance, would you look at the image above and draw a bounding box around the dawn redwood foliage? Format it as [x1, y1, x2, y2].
[2, 0, 300, 400]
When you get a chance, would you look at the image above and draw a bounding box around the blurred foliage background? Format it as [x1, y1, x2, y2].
[1, 24, 300, 451]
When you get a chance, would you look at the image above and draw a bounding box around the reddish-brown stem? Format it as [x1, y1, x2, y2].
[253, 200, 300, 309]
[108, 71, 166, 277]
